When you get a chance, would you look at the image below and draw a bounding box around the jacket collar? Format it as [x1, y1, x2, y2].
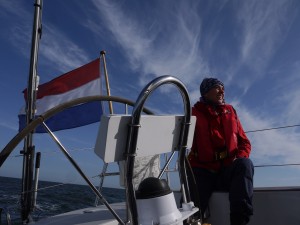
[200, 97, 225, 106]
[195, 99, 229, 117]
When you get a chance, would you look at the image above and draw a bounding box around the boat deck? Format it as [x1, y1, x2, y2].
[207, 186, 300, 225]
[33, 202, 126, 225]
[32, 187, 300, 225]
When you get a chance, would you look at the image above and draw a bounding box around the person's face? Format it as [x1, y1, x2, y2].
[204, 85, 225, 104]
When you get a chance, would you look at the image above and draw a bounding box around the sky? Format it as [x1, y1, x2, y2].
[0, 0, 300, 189]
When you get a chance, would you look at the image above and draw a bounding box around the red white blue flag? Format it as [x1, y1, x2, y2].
[18, 58, 102, 133]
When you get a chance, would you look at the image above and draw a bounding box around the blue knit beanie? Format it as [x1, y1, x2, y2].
[200, 78, 224, 96]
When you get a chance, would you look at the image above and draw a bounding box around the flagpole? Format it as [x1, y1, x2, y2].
[100, 51, 113, 114]
[21, 0, 43, 223]
[95, 51, 114, 206]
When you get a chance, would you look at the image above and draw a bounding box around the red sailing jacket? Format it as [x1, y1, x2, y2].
[188, 101, 251, 171]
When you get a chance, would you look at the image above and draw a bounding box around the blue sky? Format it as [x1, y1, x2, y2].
[1, 0, 300, 189]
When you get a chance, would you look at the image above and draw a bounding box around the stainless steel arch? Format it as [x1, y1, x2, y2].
[124, 75, 193, 225]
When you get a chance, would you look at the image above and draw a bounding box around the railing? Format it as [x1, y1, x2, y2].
[0, 207, 12, 225]
[0, 96, 151, 225]
[123, 75, 192, 225]
[0, 75, 194, 225]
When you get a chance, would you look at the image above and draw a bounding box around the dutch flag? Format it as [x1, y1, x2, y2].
[18, 58, 103, 133]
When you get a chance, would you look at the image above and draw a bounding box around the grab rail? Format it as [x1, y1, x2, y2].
[0, 207, 12, 225]
[124, 75, 192, 225]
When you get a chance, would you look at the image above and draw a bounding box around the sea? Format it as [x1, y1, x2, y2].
[0, 176, 125, 224]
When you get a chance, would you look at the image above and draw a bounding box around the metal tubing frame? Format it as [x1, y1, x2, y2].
[158, 151, 176, 179]
[0, 96, 154, 224]
[0, 96, 153, 166]
[0, 80, 191, 224]
[100, 51, 114, 114]
[42, 122, 125, 225]
[32, 152, 41, 209]
[21, 0, 43, 222]
[124, 75, 192, 225]
[95, 163, 108, 206]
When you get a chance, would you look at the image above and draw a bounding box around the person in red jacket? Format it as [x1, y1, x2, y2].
[188, 78, 254, 225]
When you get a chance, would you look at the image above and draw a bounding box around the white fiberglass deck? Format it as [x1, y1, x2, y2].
[32, 202, 127, 225]
[207, 186, 300, 225]
[33, 187, 300, 225]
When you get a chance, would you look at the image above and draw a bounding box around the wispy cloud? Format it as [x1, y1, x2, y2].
[0, 122, 17, 132]
[39, 24, 90, 73]
[0, 2, 32, 56]
[238, 0, 293, 64]
[90, 0, 209, 88]
[220, 0, 300, 168]
[88, 0, 298, 103]
[233, 103, 300, 166]
[0, 1, 30, 19]
[233, 0, 297, 91]
[271, 61, 300, 125]
[88, 1, 300, 167]
[6, 0, 300, 165]
[279, 91, 300, 124]
[1, 1, 90, 75]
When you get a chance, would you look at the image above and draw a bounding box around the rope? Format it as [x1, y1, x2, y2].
[245, 124, 300, 133]
[8, 147, 94, 158]
[21, 174, 100, 194]
[254, 163, 300, 168]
